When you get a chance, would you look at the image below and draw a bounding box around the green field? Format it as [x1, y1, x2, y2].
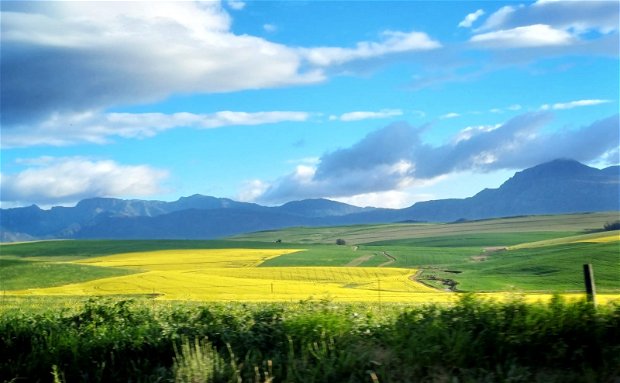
[0, 258, 137, 290]
[1, 212, 619, 296]
[251, 214, 620, 293]
[0, 239, 300, 261]
[230, 212, 620, 244]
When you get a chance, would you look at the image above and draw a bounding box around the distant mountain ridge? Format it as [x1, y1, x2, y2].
[401, 159, 620, 222]
[1, 159, 618, 241]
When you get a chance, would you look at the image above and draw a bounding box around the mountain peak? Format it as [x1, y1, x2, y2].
[533, 158, 592, 173]
[504, 159, 596, 187]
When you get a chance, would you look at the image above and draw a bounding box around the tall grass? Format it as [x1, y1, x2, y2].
[173, 337, 229, 383]
[1, 296, 619, 382]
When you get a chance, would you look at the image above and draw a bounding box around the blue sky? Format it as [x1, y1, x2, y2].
[1, 0, 619, 209]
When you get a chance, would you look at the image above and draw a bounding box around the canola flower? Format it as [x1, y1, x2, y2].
[575, 233, 620, 243]
[509, 231, 620, 250]
[6, 248, 620, 304]
[8, 249, 451, 302]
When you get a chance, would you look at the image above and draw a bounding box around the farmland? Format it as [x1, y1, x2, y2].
[1, 212, 619, 303]
[1, 212, 620, 382]
[5, 248, 446, 302]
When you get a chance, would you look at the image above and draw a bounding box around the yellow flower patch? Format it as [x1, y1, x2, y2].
[7, 248, 620, 304]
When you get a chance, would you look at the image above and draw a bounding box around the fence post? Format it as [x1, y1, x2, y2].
[583, 264, 596, 307]
[377, 278, 381, 307]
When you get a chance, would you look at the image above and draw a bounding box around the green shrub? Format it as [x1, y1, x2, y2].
[1, 297, 619, 382]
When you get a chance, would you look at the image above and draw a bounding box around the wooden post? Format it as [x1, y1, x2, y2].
[583, 264, 596, 307]
[377, 278, 381, 308]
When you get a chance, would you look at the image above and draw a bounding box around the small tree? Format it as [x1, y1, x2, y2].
[336, 238, 346, 246]
[603, 220, 620, 231]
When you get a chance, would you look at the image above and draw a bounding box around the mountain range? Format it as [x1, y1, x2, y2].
[1, 159, 618, 242]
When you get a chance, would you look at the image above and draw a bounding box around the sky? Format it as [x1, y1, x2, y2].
[1, 0, 619, 209]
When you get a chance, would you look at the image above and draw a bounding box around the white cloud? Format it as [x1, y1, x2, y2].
[477, 5, 518, 32]
[453, 125, 500, 144]
[458, 9, 485, 28]
[227, 0, 246, 11]
[292, 164, 317, 183]
[332, 190, 429, 209]
[480, 0, 619, 34]
[252, 113, 619, 203]
[337, 109, 404, 122]
[263, 24, 277, 33]
[540, 99, 611, 110]
[470, 1, 619, 57]
[2, 2, 447, 146]
[1, 157, 169, 206]
[470, 24, 574, 48]
[2, 2, 320, 130]
[237, 179, 269, 202]
[491, 104, 525, 113]
[300, 30, 441, 67]
[440, 112, 461, 119]
[2, 111, 310, 148]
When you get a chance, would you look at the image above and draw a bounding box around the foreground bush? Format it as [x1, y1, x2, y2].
[1, 295, 619, 382]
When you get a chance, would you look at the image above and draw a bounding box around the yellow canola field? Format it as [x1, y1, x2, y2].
[76, 248, 296, 269]
[10, 249, 451, 302]
[575, 233, 620, 243]
[15, 267, 450, 302]
[475, 292, 620, 305]
[510, 231, 620, 250]
[9, 248, 620, 304]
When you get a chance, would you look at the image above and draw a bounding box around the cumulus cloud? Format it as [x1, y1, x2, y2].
[1, 157, 169, 206]
[470, 24, 574, 48]
[540, 99, 611, 110]
[2, 111, 310, 148]
[478, 0, 619, 34]
[330, 109, 403, 122]
[332, 190, 431, 209]
[237, 179, 270, 203]
[458, 9, 485, 28]
[1, 2, 440, 145]
[254, 113, 619, 203]
[1, 2, 317, 129]
[468, 1, 618, 54]
[2, 2, 314, 125]
[300, 30, 441, 67]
